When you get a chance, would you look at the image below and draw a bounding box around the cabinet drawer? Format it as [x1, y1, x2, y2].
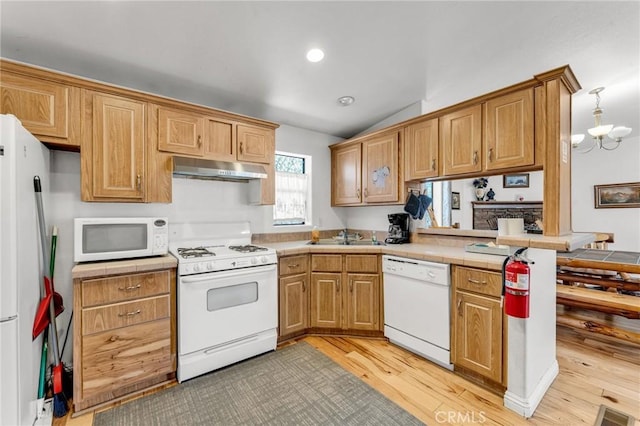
[81, 318, 172, 400]
[81, 270, 171, 307]
[345, 255, 378, 273]
[82, 295, 170, 335]
[279, 255, 309, 276]
[454, 266, 502, 298]
[311, 255, 342, 272]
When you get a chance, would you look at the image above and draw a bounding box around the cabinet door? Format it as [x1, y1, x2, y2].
[405, 118, 439, 180]
[346, 273, 380, 331]
[84, 92, 146, 200]
[484, 89, 534, 171]
[362, 132, 399, 203]
[237, 124, 272, 164]
[204, 117, 235, 161]
[331, 143, 362, 205]
[310, 273, 342, 329]
[157, 107, 204, 156]
[1, 72, 79, 146]
[441, 104, 482, 176]
[453, 291, 502, 383]
[279, 273, 308, 336]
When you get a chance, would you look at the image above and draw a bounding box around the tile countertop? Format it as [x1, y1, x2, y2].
[262, 241, 508, 271]
[71, 254, 178, 279]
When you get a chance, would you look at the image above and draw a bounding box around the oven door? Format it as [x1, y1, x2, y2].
[178, 264, 277, 356]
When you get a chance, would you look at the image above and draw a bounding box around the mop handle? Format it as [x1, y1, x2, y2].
[33, 177, 62, 364]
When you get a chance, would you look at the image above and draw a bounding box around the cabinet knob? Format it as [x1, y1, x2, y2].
[457, 298, 462, 316]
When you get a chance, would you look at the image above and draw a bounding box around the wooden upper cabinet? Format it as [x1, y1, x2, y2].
[484, 88, 534, 171]
[82, 91, 146, 201]
[441, 104, 483, 176]
[404, 118, 439, 180]
[0, 72, 80, 147]
[158, 107, 204, 156]
[362, 132, 399, 203]
[204, 117, 235, 161]
[237, 124, 273, 164]
[332, 143, 362, 205]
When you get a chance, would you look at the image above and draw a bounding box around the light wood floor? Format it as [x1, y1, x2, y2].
[58, 326, 639, 426]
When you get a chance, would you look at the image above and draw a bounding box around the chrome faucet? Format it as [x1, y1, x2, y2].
[342, 228, 349, 243]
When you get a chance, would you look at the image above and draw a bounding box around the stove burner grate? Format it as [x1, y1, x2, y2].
[177, 247, 215, 258]
[228, 244, 269, 253]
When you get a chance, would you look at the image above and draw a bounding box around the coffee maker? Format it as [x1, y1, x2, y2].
[385, 213, 410, 244]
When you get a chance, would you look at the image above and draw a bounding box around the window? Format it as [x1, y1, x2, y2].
[273, 152, 311, 226]
[420, 181, 451, 227]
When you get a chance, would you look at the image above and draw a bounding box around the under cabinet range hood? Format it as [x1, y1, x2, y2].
[172, 156, 267, 181]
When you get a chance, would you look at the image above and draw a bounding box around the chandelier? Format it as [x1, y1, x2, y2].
[571, 87, 632, 152]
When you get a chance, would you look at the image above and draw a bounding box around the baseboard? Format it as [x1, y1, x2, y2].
[504, 360, 559, 418]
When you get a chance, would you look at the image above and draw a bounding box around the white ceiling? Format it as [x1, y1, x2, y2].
[1, 1, 638, 140]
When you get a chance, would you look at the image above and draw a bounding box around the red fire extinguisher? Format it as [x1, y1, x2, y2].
[502, 248, 534, 318]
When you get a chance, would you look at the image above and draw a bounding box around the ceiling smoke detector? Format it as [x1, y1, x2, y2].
[337, 96, 355, 106]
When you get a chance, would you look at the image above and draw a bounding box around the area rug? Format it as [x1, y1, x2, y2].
[93, 342, 423, 425]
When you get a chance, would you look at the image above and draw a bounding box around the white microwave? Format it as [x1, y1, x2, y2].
[74, 217, 169, 262]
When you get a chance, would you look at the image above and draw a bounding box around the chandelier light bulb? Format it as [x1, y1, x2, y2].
[608, 126, 632, 141]
[588, 124, 613, 138]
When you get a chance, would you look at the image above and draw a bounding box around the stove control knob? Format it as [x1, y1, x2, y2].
[251, 257, 258, 265]
[260, 256, 268, 264]
[193, 264, 201, 272]
[206, 262, 214, 270]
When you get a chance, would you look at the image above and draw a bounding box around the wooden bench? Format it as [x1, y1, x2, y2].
[555, 284, 640, 319]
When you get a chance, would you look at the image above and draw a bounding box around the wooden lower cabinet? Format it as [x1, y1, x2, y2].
[345, 273, 380, 331]
[452, 266, 505, 387]
[278, 255, 309, 340]
[309, 254, 382, 333]
[310, 273, 342, 329]
[73, 266, 176, 413]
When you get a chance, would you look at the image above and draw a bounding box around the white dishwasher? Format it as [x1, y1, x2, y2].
[382, 255, 452, 370]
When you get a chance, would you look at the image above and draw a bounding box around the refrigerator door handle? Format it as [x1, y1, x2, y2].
[0, 315, 18, 323]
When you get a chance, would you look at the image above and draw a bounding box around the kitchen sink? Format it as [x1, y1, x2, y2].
[307, 239, 385, 246]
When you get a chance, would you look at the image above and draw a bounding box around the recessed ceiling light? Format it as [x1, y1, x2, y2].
[337, 96, 355, 106]
[306, 48, 324, 63]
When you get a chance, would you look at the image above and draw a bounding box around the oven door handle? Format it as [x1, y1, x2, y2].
[180, 264, 277, 283]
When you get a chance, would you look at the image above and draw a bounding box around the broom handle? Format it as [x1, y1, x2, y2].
[34, 177, 62, 366]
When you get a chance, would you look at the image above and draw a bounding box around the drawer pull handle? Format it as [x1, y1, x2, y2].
[118, 309, 141, 317]
[431, 159, 436, 171]
[473, 151, 478, 165]
[488, 147, 493, 162]
[288, 264, 299, 268]
[136, 174, 142, 191]
[109, 335, 119, 342]
[118, 284, 142, 291]
[336, 280, 340, 293]
[239, 141, 243, 154]
[197, 135, 202, 148]
[349, 280, 353, 293]
[468, 278, 487, 285]
[357, 188, 361, 199]
[302, 280, 306, 292]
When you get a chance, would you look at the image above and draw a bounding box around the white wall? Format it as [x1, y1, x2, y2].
[48, 123, 341, 365]
[571, 135, 640, 251]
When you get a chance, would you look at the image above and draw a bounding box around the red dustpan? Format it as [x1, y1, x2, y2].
[32, 276, 64, 339]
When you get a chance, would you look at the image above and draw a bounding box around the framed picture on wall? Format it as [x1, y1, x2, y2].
[594, 182, 640, 208]
[451, 192, 460, 210]
[503, 173, 530, 188]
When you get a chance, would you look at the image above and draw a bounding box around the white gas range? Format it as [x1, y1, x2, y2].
[169, 222, 278, 383]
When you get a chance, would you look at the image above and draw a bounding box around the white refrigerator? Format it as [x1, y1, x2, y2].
[0, 114, 50, 426]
